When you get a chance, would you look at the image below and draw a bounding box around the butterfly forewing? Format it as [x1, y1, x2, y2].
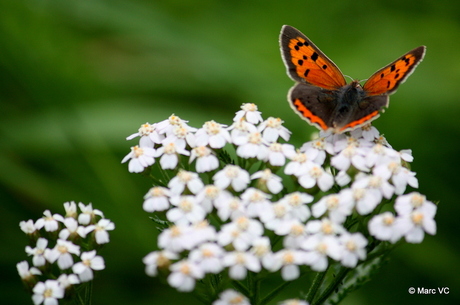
[363, 46, 426, 96]
[280, 25, 346, 90]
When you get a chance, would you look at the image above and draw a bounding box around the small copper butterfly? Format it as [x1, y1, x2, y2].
[280, 25, 426, 133]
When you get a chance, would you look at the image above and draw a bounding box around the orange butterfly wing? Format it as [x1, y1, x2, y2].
[280, 25, 346, 90]
[363, 46, 426, 95]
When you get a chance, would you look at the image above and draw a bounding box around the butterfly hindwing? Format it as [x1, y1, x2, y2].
[338, 94, 389, 132]
[280, 25, 346, 90]
[363, 46, 426, 95]
[289, 83, 337, 130]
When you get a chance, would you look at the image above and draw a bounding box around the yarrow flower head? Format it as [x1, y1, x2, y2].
[123, 103, 436, 303]
[17, 202, 114, 303]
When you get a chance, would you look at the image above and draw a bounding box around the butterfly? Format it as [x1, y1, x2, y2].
[280, 25, 426, 133]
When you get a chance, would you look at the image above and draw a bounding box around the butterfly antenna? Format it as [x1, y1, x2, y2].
[344, 75, 354, 82]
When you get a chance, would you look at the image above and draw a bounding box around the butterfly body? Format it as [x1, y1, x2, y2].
[280, 25, 426, 133]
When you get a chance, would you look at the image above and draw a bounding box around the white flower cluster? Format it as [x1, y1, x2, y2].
[17, 202, 114, 305]
[124, 103, 436, 301]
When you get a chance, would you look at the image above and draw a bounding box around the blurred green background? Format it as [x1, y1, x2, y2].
[2, 0, 459, 304]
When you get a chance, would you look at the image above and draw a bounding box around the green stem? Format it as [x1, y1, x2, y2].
[81, 281, 93, 305]
[306, 268, 328, 304]
[232, 279, 250, 296]
[312, 267, 350, 305]
[248, 273, 261, 305]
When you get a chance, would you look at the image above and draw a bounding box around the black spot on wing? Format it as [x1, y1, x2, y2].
[311, 52, 319, 62]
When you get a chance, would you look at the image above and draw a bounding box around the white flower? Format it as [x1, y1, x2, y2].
[189, 242, 225, 274]
[341, 186, 381, 215]
[59, 218, 87, 240]
[57, 273, 80, 288]
[167, 259, 204, 292]
[300, 136, 334, 164]
[26, 238, 48, 267]
[85, 218, 115, 244]
[305, 218, 345, 236]
[331, 141, 368, 172]
[280, 192, 313, 222]
[143, 250, 179, 277]
[195, 120, 231, 148]
[395, 204, 437, 243]
[34, 210, 64, 232]
[45, 239, 80, 270]
[17, 261, 41, 281]
[213, 165, 250, 192]
[72, 250, 105, 282]
[167, 195, 206, 225]
[126, 122, 164, 147]
[302, 234, 342, 271]
[284, 151, 317, 176]
[32, 280, 64, 305]
[168, 169, 204, 195]
[63, 201, 78, 218]
[223, 251, 261, 280]
[233, 103, 263, 124]
[78, 203, 104, 225]
[121, 145, 156, 173]
[333, 135, 372, 152]
[190, 146, 219, 173]
[158, 224, 195, 253]
[218, 216, 264, 251]
[20, 219, 37, 235]
[312, 193, 354, 224]
[259, 200, 293, 231]
[215, 196, 246, 221]
[213, 289, 250, 305]
[353, 174, 394, 200]
[365, 143, 399, 168]
[154, 138, 190, 170]
[195, 185, 231, 213]
[350, 124, 380, 142]
[236, 131, 268, 160]
[266, 249, 306, 280]
[399, 149, 414, 162]
[374, 134, 391, 147]
[374, 160, 418, 194]
[251, 169, 283, 194]
[257, 117, 291, 142]
[298, 164, 334, 192]
[189, 220, 218, 247]
[143, 186, 170, 212]
[395, 192, 436, 215]
[229, 119, 258, 144]
[281, 220, 307, 249]
[264, 143, 296, 166]
[156, 114, 193, 136]
[240, 188, 272, 218]
[163, 123, 196, 148]
[338, 232, 367, 267]
[250, 236, 272, 259]
[368, 212, 400, 243]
